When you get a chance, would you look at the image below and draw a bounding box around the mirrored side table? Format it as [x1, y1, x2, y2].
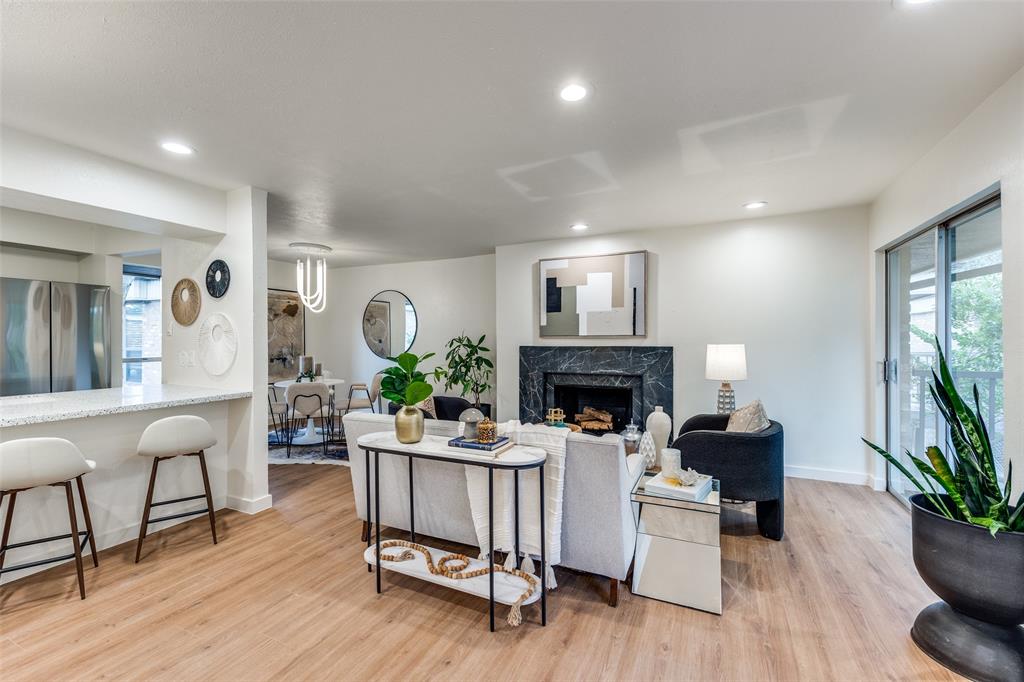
[630, 472, 722, 614]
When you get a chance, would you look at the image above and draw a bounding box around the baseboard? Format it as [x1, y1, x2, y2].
[0, 496, 232, 586]
[226, 494, 273, 514]
[785, 464, 877, 487]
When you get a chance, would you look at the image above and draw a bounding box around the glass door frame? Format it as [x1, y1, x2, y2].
[883, 191, 1001, 505]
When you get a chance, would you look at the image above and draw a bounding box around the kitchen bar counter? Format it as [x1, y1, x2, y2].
[0, 384, 252, 427]
[1, 383, 262, 586]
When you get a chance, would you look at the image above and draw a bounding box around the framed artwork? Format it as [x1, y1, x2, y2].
[268, 288, 305, 381]
[363, 299, 391, 358]
[539, 251, 647, 337]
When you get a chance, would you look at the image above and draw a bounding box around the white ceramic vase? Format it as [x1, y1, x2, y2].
[646, 406, 672, 450]
[638, 431, 657, 470]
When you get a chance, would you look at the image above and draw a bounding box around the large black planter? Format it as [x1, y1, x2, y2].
[909, 494, 1024, 682]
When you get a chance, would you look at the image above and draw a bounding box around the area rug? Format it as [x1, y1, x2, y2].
[268, 441, 349, 466]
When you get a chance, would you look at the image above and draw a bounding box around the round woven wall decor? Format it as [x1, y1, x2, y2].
[205, 259, 230, 298]
[198, 312, 237, 376]
[171, 278, 201, 326]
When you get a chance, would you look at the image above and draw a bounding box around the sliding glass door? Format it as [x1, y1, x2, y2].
[885, 196, 1003, 503]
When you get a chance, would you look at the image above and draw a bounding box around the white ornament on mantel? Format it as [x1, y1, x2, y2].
[646, 406, 673, 450]
[638, 431, 657, 470]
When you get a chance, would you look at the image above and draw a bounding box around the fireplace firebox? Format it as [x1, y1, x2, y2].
[553, 384, 634, 433]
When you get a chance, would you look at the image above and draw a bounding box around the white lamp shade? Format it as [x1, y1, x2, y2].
[706, 344, 747, 381]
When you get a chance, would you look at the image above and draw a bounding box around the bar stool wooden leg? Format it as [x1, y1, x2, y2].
[64, 482, 86, 600]
[197, 451, 218, 545]
[76, 476, 99, 567]
[0, 491, 16, 574]
[136, 457, 160, 563]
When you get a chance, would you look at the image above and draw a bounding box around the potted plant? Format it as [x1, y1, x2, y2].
[433, 334, 494, 414]
[864, 340, 1023, 681]
[380, 351, 435, 444]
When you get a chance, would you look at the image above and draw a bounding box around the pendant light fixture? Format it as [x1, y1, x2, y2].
[291, 242, 332, 313]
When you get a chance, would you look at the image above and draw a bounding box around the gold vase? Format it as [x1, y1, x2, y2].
[395, 405, 424, 443]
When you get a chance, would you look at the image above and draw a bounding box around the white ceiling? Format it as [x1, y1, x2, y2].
[2, 1, 1022, 266]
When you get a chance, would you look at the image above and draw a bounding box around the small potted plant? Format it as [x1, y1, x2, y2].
[380, 351, 435, 443]
[863, 340, 1023, 681]
[433, 334, 494, 414]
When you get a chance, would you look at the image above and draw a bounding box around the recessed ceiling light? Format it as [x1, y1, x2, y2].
[160, 141, 195, 155]
[570, 222, 589, 231]
[559, 82, 589, 102]
[744, 201, 768, 210]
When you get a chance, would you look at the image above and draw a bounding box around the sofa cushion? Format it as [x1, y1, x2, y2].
[726, 399, 770, 433]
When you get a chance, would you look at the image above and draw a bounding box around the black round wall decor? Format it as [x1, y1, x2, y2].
[205, 259, 231, 298]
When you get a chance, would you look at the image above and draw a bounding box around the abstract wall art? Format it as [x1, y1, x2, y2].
[268, 288, 305, 381]
[538, 251, 647, 337]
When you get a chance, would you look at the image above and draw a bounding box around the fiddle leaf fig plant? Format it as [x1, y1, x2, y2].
[863, 338, 1023, 536]
[433, 334, 494, 408]
[380, 351, 435, 407]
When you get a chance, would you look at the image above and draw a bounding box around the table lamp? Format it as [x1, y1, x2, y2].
[706, 344, 747, 414]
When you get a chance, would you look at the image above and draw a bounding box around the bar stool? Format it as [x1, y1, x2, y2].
[0, 437, 99, 599]
[135, 415, 218, 563]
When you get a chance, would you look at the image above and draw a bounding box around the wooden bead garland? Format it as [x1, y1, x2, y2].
[374, 539, 537, 626]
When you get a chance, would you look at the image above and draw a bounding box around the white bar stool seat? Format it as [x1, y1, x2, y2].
[134, 415, 219, 563]
[0, 437, 99, 599]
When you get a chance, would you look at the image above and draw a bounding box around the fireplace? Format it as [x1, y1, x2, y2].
[519, 346, 673, 431]
[554, 383, 634, 433]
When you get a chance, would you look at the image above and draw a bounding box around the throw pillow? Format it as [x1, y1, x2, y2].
[726, 399, 770, 433]
[414, 396, 436, 419]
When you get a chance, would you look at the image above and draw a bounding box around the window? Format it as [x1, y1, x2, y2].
[122, 264, 162, 385]
[885, 195, 1003, 503]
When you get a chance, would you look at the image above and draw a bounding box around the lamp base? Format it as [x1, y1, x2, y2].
[716, 383, 735, 414]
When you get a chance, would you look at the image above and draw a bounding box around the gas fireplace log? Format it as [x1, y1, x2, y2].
[583, 406, 613, 421]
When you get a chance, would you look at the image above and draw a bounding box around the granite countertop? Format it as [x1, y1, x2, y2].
[0, 384, 253, 428]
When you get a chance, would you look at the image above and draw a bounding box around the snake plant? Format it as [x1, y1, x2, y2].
[863, 339, 1022, 536]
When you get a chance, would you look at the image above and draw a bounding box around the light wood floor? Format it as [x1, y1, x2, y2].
[1, 464, 957, 681]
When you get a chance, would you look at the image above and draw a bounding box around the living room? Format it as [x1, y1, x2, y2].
[1, 2, 1022, 681]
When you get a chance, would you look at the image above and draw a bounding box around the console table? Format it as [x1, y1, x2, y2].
[356, 432, 548, 631]
[631, 471, 722, 614]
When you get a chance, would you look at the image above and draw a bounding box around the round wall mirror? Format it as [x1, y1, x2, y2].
[362, 290, 417, 359]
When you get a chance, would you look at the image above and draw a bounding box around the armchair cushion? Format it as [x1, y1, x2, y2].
[726, 399, 770, 433]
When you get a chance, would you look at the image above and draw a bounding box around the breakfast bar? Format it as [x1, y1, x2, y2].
[0, 384, 252, 583]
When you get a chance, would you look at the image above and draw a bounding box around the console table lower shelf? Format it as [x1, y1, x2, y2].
[362, 544, 542, 607]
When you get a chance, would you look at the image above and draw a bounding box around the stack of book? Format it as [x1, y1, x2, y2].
[644, 470, 713, 502]
[448, 436, 512, 455]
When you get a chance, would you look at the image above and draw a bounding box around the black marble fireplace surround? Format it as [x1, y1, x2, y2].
[519, 346, 673, 430]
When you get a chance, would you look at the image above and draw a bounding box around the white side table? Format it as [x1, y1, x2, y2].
[630, 472, 722, 614]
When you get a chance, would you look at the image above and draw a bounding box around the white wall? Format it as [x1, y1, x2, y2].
[0, 243, 82, 282]
[496, 206, 873, 485]
[293, 254, 497, 405]
[867, 66, 1023, 498]
[162, 187, 270, 511]
[268, 258, 295, 291]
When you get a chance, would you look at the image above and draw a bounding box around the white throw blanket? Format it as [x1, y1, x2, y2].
[464, 421, 567, 589]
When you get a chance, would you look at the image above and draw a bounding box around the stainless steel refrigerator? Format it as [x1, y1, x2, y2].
[0, 277, 111, 396]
